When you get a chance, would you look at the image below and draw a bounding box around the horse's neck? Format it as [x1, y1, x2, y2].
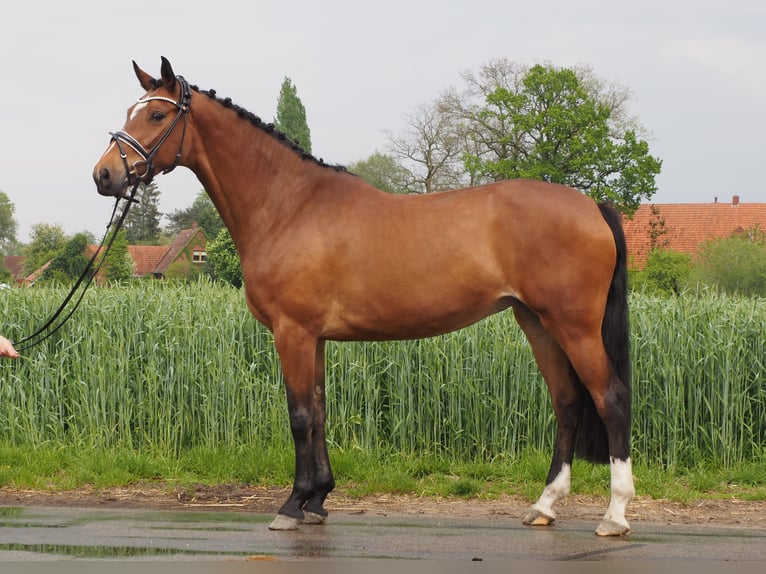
[188, 104, 316, 247]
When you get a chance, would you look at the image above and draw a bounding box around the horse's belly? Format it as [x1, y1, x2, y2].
[324, 290, 513, 341]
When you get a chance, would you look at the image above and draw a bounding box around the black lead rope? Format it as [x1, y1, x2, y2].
[13, 184, 139, 352]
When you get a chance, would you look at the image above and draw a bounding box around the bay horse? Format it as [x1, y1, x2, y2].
[93, 58, 634, 536]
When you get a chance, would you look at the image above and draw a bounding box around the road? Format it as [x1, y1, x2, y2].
[0, 504, 765, 564]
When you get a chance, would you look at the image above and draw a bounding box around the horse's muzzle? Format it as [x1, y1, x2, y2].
[93, 165, 130, 198]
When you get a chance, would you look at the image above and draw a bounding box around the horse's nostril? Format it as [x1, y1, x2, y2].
[99, 168, 111, 184]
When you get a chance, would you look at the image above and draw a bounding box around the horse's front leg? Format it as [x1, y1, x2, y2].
[268, 329, 334, 531]
[301, 339, 335, 524]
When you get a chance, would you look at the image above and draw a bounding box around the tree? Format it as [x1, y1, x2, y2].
[437, 60, 661, 214]
[647, 205, 669, 250]
[99, 228, 133, 283]
[387, 101, 466, 193]
[123, 182, 163, 244]
[23, 223, 67, 276]
[0, 191, 18, 256]
[42, 232, 91, 284]
[463, 64, 661, 214]
[207, 228, 242, 287]
[274, 77, 312, 154]
[166, 191, 225, 240]
[347, 152, 416, 194]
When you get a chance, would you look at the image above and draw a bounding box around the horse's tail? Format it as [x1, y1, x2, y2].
[574, 202, 631, 464]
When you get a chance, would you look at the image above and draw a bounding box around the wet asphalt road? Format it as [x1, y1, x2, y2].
[0, 504, 764, 563]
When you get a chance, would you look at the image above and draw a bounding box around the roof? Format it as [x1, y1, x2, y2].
[130, 245, 169, 276]
[623, 195, 766, 268]
[153, 226, 204, 275]
[3, 255, 25, 279]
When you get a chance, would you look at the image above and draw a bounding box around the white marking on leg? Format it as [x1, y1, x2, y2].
[597, 457, 635, 535]
[531, 463, 571, 520]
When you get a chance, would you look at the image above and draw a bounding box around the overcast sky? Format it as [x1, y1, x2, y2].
[1, 0, 764, 242]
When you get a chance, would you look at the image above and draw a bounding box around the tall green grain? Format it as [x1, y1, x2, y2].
[0, 282, 763, 469]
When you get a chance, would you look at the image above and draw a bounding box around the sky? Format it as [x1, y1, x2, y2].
[1, 0, 764, 242]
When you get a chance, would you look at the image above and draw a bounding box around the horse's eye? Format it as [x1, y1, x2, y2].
[150, 111, 166, 122]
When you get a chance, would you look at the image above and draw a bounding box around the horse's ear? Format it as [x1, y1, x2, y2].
[133, 61, 156, 92]
[160, 57, 177, 91]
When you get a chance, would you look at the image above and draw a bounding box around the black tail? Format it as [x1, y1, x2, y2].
[574, 202, 631, 464]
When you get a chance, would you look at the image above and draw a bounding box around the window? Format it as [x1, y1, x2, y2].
[192, 250, 207, 263]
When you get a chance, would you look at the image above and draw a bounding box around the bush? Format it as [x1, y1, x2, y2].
[631, 249, 692, 294]
[207, 228, 243, 287]
[694, 234, 766, 297]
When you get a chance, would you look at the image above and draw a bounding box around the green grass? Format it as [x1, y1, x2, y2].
[1, 444, 763, 504]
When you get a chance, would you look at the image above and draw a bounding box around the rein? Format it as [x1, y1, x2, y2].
[13, 184, 139, 352]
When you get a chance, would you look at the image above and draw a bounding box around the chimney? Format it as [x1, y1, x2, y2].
[732, 195, 740, 206]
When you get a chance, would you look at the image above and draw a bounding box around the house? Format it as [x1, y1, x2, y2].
[622, 196, 766, 269]
[5, 259, 51, 286]
[4, 225, 207, 285]
[125, 224, 208, 279]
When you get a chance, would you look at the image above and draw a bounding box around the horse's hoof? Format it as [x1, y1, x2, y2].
[522, 509, 555, 526]
[595, 518, 631, 537]
[269, 514, 302, 531]
[302, 511, 327, 525]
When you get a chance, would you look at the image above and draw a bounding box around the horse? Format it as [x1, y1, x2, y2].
[93, 58, 635, 536]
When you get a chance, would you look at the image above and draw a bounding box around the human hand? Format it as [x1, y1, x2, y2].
[0, 335, 19, 358]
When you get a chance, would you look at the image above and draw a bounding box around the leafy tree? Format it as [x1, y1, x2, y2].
[23, 223, 67, 275]
[631, 249, 692, 295]
[0, 191, 18, 256]
[42, 232, 91, 284]
[99, 228, 133, 283]
[123, 182, 163, 244]
[207, 228, 242, 287]
[274, 77, 312, 154]
[347, 152, 416, 194]
[693, 229, 766, 297]
[462, 65, 661, 214]
[166, 191, 224, 240]
[435, 60, 660, 214]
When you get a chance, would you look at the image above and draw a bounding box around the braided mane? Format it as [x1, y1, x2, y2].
[179, 81, 347, 172]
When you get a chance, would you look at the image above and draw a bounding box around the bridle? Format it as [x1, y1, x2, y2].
[12, 77, 193, 353]
[109, 75, 192, 186]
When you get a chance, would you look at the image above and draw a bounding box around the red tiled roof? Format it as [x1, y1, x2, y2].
[3, 255, 25, 279]
[623, 196, 766, 268]
[130, 245, 169, 276]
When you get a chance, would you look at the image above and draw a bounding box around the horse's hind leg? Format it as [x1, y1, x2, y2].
[512, 302, 582, 527]
[557, 330, 634, 536]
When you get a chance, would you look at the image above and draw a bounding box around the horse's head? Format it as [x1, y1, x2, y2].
[93, 57, 191, 198]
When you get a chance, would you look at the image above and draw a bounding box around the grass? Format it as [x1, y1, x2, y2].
[1, 443, 763, 504]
